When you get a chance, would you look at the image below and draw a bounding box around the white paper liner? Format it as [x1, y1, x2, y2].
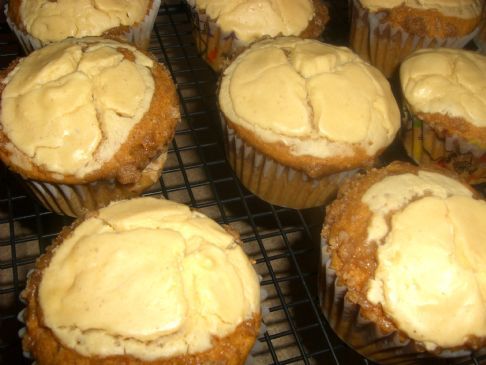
[244, 321, 268, 365]
[245, 274, 269, 365]
[473, 27, 486, 53]
[17, 298, 33, 361]
[319, 237, 481, 364]
[474, 5, 486, 54]
[187, 3, 247, 72]
[17, 150, 167, 217]
[5, 0, 161, 54]
[221, 117, 357, 209]
[401, 104, 486, 184]
[350, 0, 479, 77]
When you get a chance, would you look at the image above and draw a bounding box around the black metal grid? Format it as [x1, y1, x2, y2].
[0, 1, 485, 365]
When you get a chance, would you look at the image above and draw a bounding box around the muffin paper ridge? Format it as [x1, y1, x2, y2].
[401, 105, 486, 184]
[16, 149, 168, 217]
[221, 116, 356, 209]
[350, 0, 479, 78]
[187, 3, 246, 72]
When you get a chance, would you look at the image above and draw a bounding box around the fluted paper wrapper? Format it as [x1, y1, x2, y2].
[17, 149, 167, 217]
[187, 3, 247, 73]
[319, 238, 480, 364]
[350, 0, 479, 78]
[474, 24, 486, 54]
[244, 276, 269, 365]
[474, 6, 486, 54]
[222, 118, 356, 209]
[5, 0, 161, 54]
[401, 106, 486, 184]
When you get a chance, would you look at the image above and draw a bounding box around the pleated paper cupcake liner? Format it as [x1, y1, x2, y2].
[350, 0, 479, 78]
[18, 269, 34, 363]
[222, 119, 356, 209]
[17, 149, 168, 218]
[186, 2, 247, 73]
[319, 238, 479, 364]
[245, 275, 270, 365]
[474, 8, 486, 54]
[474, 27, 486, 54]
[5, 0, 161, 54]
[401, 106, 486, 184]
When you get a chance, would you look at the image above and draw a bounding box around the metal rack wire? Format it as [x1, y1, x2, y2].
[0, 2, 485, 365]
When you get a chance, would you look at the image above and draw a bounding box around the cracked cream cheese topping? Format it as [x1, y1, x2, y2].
[187, 0, 314, 43]
[219, 37, 400, 158]
[401, 48, 486, 127]
[362, 171, 473, 242]
[19, 0, 150, 43]
[359, 0, 482, 18]
[363, 172, 486, 350]
[1, 37, 155, 177]
[38, 197, 260, 360]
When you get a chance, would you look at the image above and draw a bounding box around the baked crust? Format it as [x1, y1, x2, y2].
[300, 0, 330, 39]
[416, 112, 486, 149]
[0, 41, 180, 185]
[7, 0, 155, 37]
[223, 116, 377, 179]
[374, 4, 480, 38]
[22, 213, 261, 365]
[322, 161, 486, 351]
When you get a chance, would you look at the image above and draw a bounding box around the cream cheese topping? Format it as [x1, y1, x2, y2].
[219, 37, 400, 158]
[1, 37, 155, 177]
[187, 0, 314, 43]
[19, 0, 150, 43]
[359, 0, 482, 18]
[401, 48, 486, 128]
[38, 197, 260, 360]
[362, 171, 473, 242]
[363, 172, 486, 350]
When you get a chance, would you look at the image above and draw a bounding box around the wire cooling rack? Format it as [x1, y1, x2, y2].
[0, 1, 485, 365]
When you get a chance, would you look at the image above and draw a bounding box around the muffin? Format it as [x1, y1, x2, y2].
[218, 37, 400, 209]
[350, 0, 483, 78]
[6, 0, 161, 53]
[321, 162, 486, 364]
[186, 0, 329, 72]
[21, 197, 261, 365]
[400, 47, 486, 184]
[0, 37, 180, 217]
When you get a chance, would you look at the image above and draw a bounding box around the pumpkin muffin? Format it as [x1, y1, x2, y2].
[350, 0, 483, 78]
[6, 0, 161, 53]
[218, 37, 400, 209]
[321, 162, 486, 364]
[21, 197, 261, 365]
[400, 47, 486, 184]
[0, 37, 180, 217]
[186, 0, 329, 72]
